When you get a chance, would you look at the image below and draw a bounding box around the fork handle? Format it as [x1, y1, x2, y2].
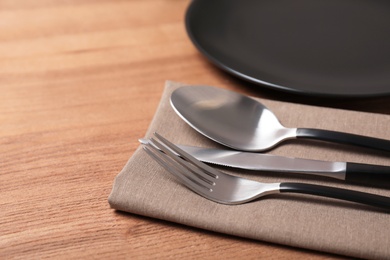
[296, 128, 390, 152]
[279, 182, 390, 209]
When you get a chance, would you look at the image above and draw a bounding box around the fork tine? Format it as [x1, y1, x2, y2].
[153, 132, 220, 179]
[149, 137, 216, 185]
[144, 144, 213, 195]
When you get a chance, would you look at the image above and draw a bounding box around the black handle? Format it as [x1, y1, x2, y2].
[346, 163, 390, 189]
[296, 128, 390, 152]
[280, 182, 390, 209]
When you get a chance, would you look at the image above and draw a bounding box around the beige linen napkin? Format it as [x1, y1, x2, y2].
[109, 81, 390, 259]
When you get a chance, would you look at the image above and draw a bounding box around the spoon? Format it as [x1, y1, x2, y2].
[170, 86, 390, 152]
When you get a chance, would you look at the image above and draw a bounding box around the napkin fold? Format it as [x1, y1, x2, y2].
[109, 81, 390, 259]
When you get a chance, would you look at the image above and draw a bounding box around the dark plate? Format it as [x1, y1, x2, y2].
[185, 0, 390, 97]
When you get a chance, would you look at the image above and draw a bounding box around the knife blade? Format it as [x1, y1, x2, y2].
[139, 139, 390, 187]
[178, 144, 347, 179]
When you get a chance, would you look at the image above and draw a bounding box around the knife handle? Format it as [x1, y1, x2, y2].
[345, 162, 390, 189]
[296, 128, 390, 152]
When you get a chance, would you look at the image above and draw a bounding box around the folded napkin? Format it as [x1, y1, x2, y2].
[109, 81, 390, 259]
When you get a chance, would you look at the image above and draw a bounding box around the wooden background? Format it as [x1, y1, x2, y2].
[1, 1, 388, 259]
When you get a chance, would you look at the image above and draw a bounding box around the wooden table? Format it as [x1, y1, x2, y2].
[1, 1, 388, 258]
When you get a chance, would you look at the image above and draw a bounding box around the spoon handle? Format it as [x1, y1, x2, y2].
[296, 128, 390, 152]
[280, 182, 390, 209]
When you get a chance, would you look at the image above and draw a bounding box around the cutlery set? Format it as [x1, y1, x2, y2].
[141, 86, 390, 209]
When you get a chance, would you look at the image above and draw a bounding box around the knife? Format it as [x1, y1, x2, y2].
[139, 139, 390, 188]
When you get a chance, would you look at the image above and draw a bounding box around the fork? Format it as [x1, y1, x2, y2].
[143, 133, 390, 209]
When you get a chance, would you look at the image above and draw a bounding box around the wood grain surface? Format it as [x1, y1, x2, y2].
[1, 1, 388, 259]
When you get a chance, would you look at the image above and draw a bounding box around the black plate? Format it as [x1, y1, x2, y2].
[185, 0, 390, 97]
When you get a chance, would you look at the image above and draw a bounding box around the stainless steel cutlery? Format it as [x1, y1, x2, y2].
[143, 133, 390, 209]
[140, 86, 390, 208]
[139, 140, 390, 188]
[170, 86, 390, 152]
